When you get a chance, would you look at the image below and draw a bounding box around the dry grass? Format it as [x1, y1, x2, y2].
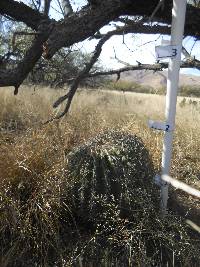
[0, 86, 200, 266]
[0, 86, 199, 202]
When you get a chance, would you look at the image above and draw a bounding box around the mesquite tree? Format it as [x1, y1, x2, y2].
[1, 0, 200, 118]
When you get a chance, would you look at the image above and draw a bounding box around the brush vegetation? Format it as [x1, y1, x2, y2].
[106, 80, 200, 98]
[0, 86, 200, 266]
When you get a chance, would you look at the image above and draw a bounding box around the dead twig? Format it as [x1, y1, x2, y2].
[149, 0, 165, 23]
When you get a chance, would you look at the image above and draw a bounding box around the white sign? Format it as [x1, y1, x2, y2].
[148, 120, 172, 132]
[155, 45, 180, 60]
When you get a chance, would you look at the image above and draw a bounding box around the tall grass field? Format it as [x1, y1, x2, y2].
[0, 86, 199, 266]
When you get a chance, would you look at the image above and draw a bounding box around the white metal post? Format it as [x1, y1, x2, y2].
[161, 0, 187, 214]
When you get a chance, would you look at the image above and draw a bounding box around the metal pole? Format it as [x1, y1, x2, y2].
[161, 0, 187, 215]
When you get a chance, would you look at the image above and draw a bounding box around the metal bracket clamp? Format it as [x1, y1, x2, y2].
[148, 120, 173, 132]
[154, 174, 168, 187]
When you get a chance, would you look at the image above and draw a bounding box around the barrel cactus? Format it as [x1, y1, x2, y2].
[63, 130, 158, 225]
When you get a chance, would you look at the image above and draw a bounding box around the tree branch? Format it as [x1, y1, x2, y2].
[87, 58, 200, 79]
[0, 0, 49, 30]
[1, 0, 200, 91]
[45, 56, 200, 121]
[148, 0, 165, 23]
[0, 22, 53, 92]
[92, 23, 171, 40]
[61, 0, 73, 17]
[44, 0, 52, 16]
[43, 0, 200, 59]
[43, 2, 122, 59]
[46, 32, 114, 121]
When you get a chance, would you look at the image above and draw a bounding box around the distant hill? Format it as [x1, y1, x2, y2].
[119, 70, 200, 88]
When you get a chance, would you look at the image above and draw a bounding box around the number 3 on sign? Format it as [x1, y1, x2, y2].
[172, 48, 177, 57]
[155, 45, 179, 60]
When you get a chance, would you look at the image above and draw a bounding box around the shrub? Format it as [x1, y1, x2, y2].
[106, 80, 145, 92]
[179, 85, 200, 98]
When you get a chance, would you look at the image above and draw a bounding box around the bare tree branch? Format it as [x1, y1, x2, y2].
[149, 0, 165, 23]
[46, 32, 114, 121]
[57, 57, 200, 84]
[0, 0, 50, 30]
[92, 23, 171, 40]
[44, 0, 52, 16]
[45, 24, 200, 121]
[112, 46, 132, 67]
[1, 0, 200, 91]
[45, 55, 200, 121]
[61, 0, 73, 17]
[0, 21, 54, 92]
[43, 1, 200, 59]
[87, 58, 200, 79]
[31, 0, 39, 11]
